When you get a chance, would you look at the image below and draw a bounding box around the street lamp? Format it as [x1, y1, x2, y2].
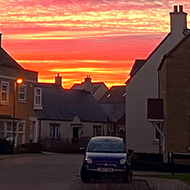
[12, 78, 23, 147]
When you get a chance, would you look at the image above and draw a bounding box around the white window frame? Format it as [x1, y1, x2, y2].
[49, 123, 60, 139]
[0, 120, 25, 146]
[16, 121, 25, 146]
[18, 84, 27, 103]
[34, 87, 42, 109]
[1, 81, 9, 105]
[93, 125, 102, 136]
[153, 127, 160, 142]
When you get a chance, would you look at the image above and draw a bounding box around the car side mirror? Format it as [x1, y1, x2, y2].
[79, 147, 85, 154]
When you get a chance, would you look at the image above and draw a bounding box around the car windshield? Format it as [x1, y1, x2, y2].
[87, 138, 126, 153]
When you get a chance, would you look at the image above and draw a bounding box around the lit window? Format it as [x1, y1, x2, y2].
[34, 87, 42, 109]
[1, 81, 9, 105]
[19, 85, 27, 102]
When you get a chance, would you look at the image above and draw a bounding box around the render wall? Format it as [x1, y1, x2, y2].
[40, 120, 107, 140]
[126, 32, 185, 153]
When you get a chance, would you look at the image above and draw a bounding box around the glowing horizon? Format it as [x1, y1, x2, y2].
[1, 0, 190, 88]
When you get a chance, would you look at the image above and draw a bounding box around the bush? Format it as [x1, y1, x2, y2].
[131, 153, 190, 173]
[14, 143, 43, 154]
[0, 138, 13, 154]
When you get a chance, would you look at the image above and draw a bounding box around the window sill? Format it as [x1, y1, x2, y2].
[33, 106, 43, 110]
[152, 141, 159, 145]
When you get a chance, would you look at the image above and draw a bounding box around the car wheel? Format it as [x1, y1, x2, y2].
[123, 169, 132, 183]
[80, 166, 91, 183]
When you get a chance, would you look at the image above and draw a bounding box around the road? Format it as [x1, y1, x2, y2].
[0, 153, 150, 190]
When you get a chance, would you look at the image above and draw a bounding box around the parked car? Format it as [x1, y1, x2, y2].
[80, 136, 132, 183]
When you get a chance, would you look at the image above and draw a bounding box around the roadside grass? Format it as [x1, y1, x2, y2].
[145, 174, 190, 184]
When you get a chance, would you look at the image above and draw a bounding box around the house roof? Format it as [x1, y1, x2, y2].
[129, 59, 146, 77]
[37, 87, 108, 122]
[72, 82, 106, 94]
[125, 33, 172, 83]
[99, 86, 125, 122]
[0, 47, 23, 69]
[158, 33, 190, 71]
[37, 82, 63, 89]
[99, 103, 125, 123]
[99, 86, 126, 103]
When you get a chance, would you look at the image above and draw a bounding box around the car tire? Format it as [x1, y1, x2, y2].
[123, 169, 132, 183]
[80, 166, 91, 183]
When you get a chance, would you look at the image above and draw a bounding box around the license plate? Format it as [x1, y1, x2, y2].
[98, 168, 114, 172]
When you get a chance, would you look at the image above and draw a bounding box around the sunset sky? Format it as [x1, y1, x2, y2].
[1, 0, 190, 88]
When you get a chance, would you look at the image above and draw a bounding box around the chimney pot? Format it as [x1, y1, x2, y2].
[0, 33, 2, 47]
[84, 76, 92, 84]
[174, 5, 178, 12]
[179, 5, 183, 12]
[55, 73, 62, 87]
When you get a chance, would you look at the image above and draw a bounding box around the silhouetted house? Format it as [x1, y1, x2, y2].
[158, 33, 190, 160]
[71, 76, 108, 101]
[126, 6, 190, 154]
[37, 85, 108, 151]
[0, 34, 40, 146]
[99, 86, 126, 140]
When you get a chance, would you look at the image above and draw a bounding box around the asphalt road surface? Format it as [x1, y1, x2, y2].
[0, 153, 151, 190]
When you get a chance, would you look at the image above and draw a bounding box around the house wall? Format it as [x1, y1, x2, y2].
[0, 66, 38, 145]
[126, 7, 187, 153]
[39, 120, 107, 141]
[160, 36, 190, 156]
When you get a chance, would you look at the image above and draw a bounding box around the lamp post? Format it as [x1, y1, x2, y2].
[12, 78, 23, 147]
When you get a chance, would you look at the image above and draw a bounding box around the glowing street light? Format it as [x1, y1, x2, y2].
[16, 78, 23, 84]
[12, 78, 23, 147]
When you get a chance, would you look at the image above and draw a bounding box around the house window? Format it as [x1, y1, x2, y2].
[108, 125, 115, 136]
[93, 126, 102, 136]
[6, 122, 13, 141]
[154, 127, 160, 142]
[34, 87, 42, 109]
[1, 81, 9, 105]
[17, 122, 25, 145]
[73, 127, 79, 139]
[50, 123, 60, 139]
[18, 85, 27, 102]
[0, 121, 4, 138]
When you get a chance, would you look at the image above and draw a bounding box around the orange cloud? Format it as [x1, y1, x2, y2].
[1, 0, 190, 88]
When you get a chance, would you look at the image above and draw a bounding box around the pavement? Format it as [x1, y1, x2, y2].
[133, 171, 190, 190]
[0, 153, 190, 190]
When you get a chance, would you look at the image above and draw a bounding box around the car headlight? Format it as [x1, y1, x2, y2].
[85, 157, 93, 164]
[120, 158, 126, 165]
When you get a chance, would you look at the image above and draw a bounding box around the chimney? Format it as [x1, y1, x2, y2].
[170, 5, 187, 34]
[0, 33, 2, 47]
[55, 73, 62, 87]
[84, 75, 92, 84]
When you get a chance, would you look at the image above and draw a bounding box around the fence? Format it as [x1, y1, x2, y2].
[39, 137, 90, 153]
[168, 153, 190, 174]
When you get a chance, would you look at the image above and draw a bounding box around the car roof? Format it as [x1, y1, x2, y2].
[90, 136, 123, 141]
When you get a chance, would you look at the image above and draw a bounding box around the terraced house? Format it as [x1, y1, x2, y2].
[0, 34, 42, 146]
